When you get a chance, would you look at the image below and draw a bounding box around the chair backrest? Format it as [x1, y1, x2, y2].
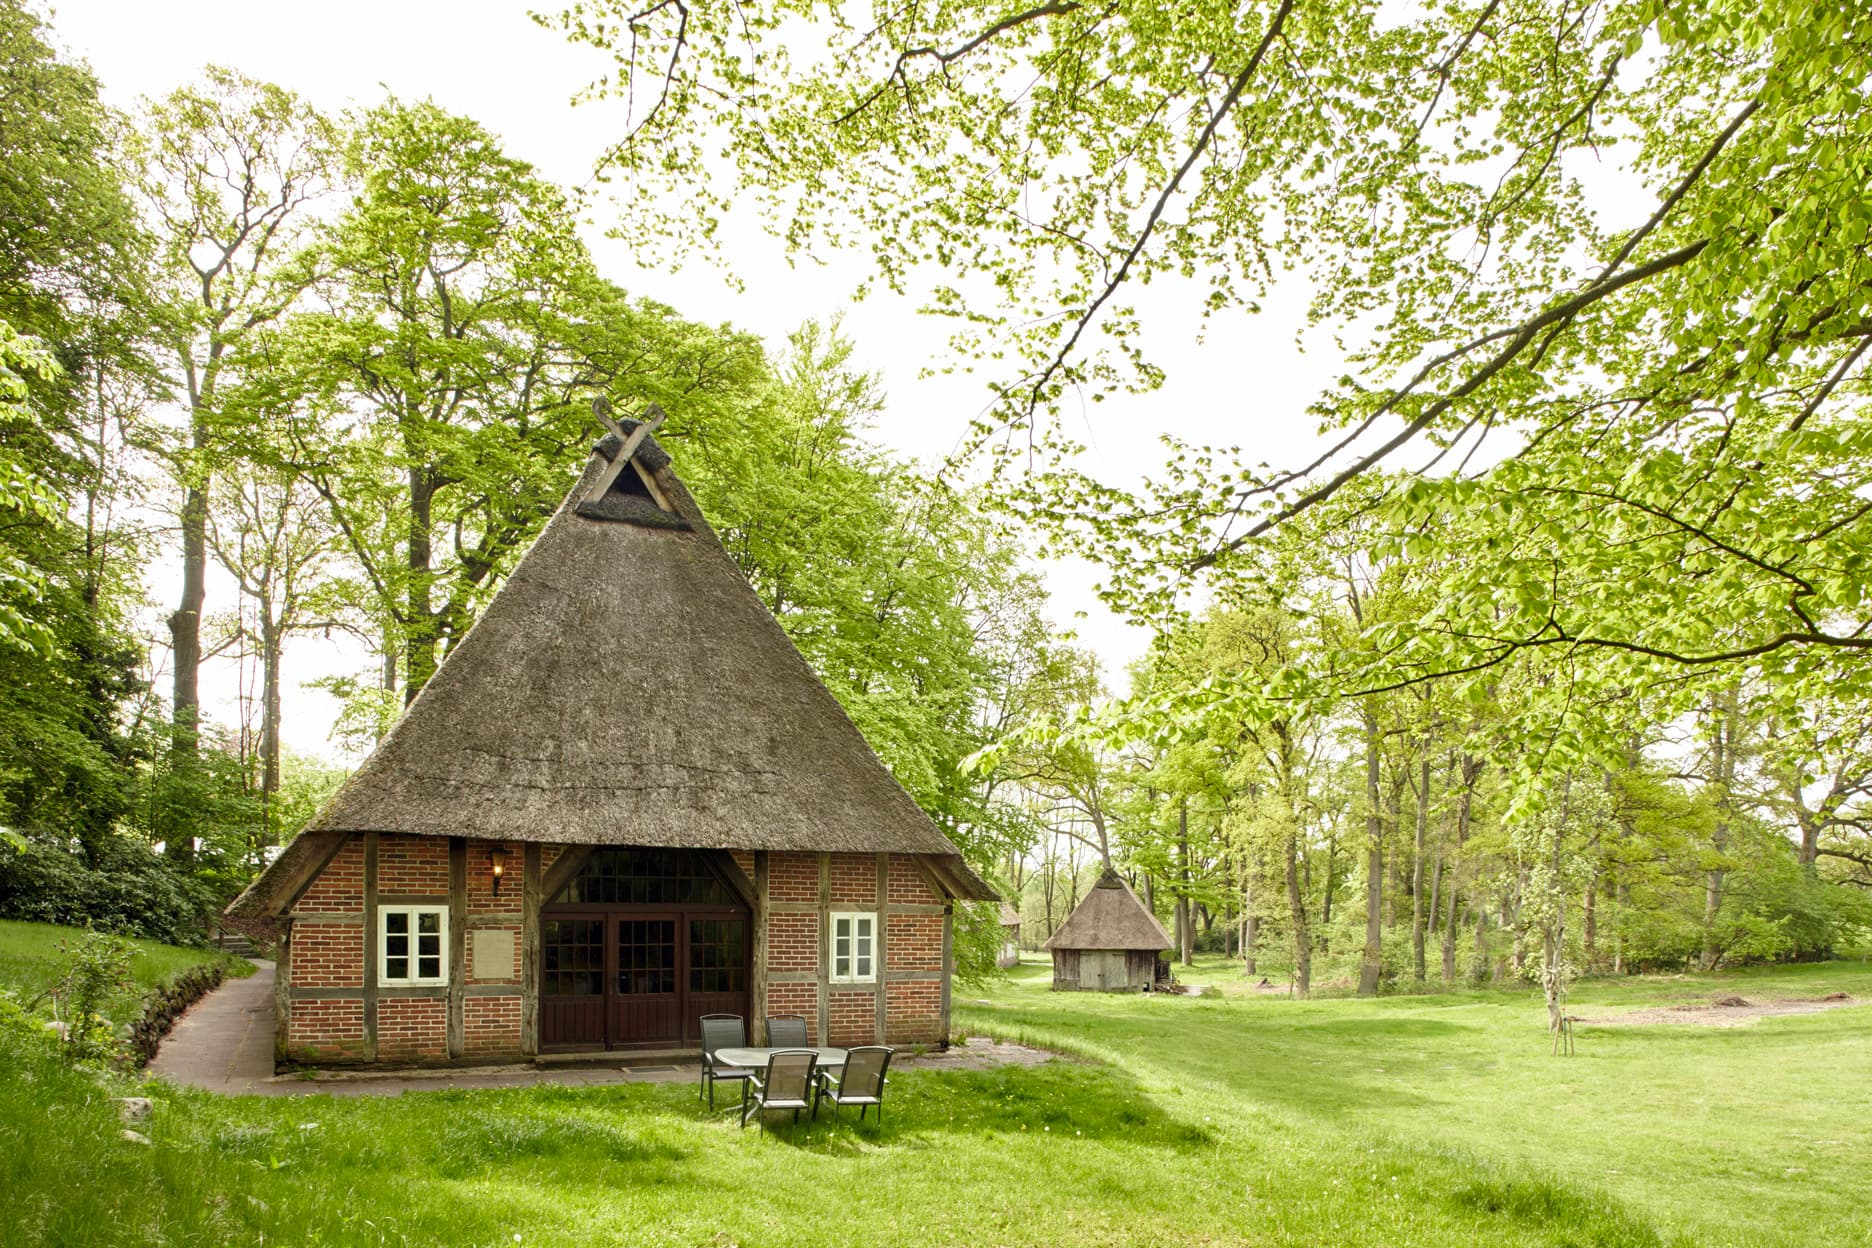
[763, 1049, 818, 1102]
[839, 1046, 893, 1098]
[700, 1014, 745, 1057]
[765, 1014, 809, 1047]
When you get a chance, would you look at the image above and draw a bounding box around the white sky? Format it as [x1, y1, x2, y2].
[50, 0, 1351, 763]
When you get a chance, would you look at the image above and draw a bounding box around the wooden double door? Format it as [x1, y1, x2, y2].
[539, 849, 750, 1052]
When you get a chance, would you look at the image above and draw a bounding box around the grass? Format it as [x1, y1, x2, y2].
[0, 918, 253, 1027]
[2, 928, 1868, 1248]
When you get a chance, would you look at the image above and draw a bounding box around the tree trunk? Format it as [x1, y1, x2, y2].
[404, 467, 437, 704]
[259, 612, 283, 854]
[1358, 711, 1385, 997]
[1240, 861, 1257, 974]
[1702, 689, 1738, 970]
[1176, 804, 1194, 966]
[1411, 755, 1429, 983]
[1582, 875, 1598, 972]
[1286, 821, 1312, 996]
[165, 472, 207, 864]
[1319, 836, 1334, 938]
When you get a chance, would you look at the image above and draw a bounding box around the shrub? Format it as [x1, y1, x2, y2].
[0, 835, 216, 944]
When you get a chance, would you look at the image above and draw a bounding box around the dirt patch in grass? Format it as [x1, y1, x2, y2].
[905, 1036, 1061, 1072]
[1575, 992, 1858, 1028]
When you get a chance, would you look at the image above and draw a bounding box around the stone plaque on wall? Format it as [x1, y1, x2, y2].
[472, 929, 516, 981]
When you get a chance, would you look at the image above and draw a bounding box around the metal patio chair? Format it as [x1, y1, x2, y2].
[815, 1045, 894, 1125]
[740, 1048, 819, 1131]
[699, 1014, 753, 1110]
[764, 1014, 810, 1047]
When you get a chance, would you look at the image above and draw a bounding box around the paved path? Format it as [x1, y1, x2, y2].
[152, 962, 1053, 1098]
[150, 959, 279, 1093]
[150, 961, 699, 1097]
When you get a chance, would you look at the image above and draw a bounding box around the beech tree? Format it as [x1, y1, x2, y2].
[275, 99, 768, 701]
[130, 70, 335, 851]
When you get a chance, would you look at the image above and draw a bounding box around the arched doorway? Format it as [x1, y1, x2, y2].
[539, 848, 750, 1051]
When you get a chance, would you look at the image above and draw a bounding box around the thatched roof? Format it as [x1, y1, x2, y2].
[231, 423, 995, 923]
[1043, 870, 1171, 951]
[999, 902, 1021, 928]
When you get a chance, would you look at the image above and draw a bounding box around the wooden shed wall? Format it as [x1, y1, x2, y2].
[1049, 947, 1159, 992]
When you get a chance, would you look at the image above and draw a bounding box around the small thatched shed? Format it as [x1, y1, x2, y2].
[997, 902, 1022, 969]
[1043, 869, 1171, 992]
[227, 417, 996, 1067]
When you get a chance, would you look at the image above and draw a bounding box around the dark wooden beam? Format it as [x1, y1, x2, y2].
[540, 844, 595, 901]
[275, 831, 350, 915]
[940, 901, 954, 1049]
[816, 852, 831, 1046]
[521, 842, 542, 1057]
[273, 929, 291, 1069]
[447, 837, 467, 1060]
[362, 831, 379, 1063]
[875, 853, 890, 1044]
[750, 850, 769, 1045]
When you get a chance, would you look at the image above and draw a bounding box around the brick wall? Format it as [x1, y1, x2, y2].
[767, 911, 819, 973]
[766, 981, 820, 1043]
[291, 920, 364, 988]
[768, 852, 818, 903]
[463, 996, 521, 1058]
[376, 996, 447, 1061]
[295, 840, 363, 912]
[888, 857, 938, 905]
[377, 835, 448, 895]
[828, 854, 875, 906]
[886, 981, 943, 1043]
[466, 839, 523, 914]
[757, 852, 949, 1049]
[887, 913, 944, 972]
[280, 841, 952, 1065]
[827, 989, 876, 1047]
[286, 998, 365, 1061]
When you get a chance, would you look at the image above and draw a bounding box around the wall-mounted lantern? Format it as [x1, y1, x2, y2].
[489, 846, 508, 896]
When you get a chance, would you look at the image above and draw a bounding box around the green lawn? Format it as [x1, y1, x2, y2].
[2, 937, 1868, 1248]
[0, 918, 252, 1027]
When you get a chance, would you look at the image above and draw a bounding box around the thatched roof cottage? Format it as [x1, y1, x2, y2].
[1044, 869, 1171, 991]
[229, 419, 995, 1066]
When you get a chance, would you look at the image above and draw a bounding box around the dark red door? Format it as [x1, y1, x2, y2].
[539, 849, 750, 1052]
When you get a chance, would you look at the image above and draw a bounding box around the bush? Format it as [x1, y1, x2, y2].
[0, 836, 215, 945]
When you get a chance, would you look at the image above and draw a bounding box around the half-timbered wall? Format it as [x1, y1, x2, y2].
[279, 837, 953, 1066]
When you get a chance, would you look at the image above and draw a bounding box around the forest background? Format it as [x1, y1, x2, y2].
[2, 0, 1869, 1008]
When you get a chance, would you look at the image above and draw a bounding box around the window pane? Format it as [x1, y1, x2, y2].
[418, 932, 440, 958]
[418, 955, 441, 980]
[386, 931, 409, 959]
[543, 919, 603, 995]
[857, 955, 871, 978]
[385, 911, 409, 935]
[386, 955, 409, 979]
[418, 912, 441, 935]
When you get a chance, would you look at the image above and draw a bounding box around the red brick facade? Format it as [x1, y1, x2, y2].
[279, 835, 953, 1067]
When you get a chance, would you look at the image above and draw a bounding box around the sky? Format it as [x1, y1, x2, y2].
[50, 0, 1349, 763]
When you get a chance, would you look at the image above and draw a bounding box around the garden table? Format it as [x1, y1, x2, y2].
[715, 1045, 848, 1073]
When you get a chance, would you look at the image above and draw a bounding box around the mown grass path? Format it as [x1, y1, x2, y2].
[959, 958, 1872, 1248]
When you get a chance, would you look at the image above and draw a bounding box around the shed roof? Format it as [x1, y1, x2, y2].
[1042, 869, 1172, 951]
[230, 422, 995, 924]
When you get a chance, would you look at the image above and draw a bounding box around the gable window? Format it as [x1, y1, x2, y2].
[380, 906, 447, 985]
[829, 912, 876, 984]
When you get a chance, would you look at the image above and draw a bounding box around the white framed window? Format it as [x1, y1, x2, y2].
[829, 911, 877, 983]
[380, 906, 448, 986]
